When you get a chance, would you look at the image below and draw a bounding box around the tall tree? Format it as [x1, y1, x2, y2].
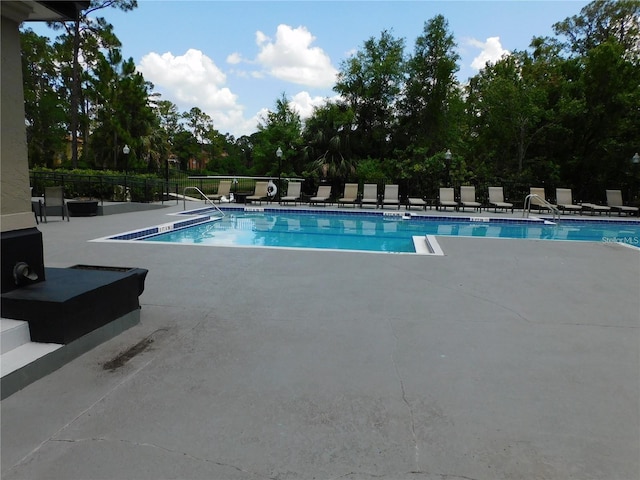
[88, 49, 154, 170]
[396, 15, 461, 154]
[302, 101, 357, 180]
[21, 30, 67, 167]
[553, 0, 640, 57]
[466, 52, 550, 178]
[334, 30, 405, 161]
[252, 94, 304, 175]
[49, 0, 137, 167]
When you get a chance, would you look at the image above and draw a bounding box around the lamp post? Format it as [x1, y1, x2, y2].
[123, 144, 130, 173]
[444, 149, 452, 187]
[632, 152, 640, 205]
[276, 147, 283, 203]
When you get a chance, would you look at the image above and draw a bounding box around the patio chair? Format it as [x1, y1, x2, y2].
[246, 181, 270, 205]
[606, 189, 639, 216]
[338, 183, 359, 207]
[555, 188, 582, 214]
[381, 184, 400, 209]
[580, 202, 611, 215]
[280, 181, 302, 205]
[210, 180, 231, 203]
[44, 186, 70, 221]
[360, 184, 379, 208]
[459, 186, 482, 212]
[529, 187, 556, 212]
[438, 187, 458, 211]
[406, 197, 427, 210]
[309, 185, 332, 206]
[488, 186, 514, 213]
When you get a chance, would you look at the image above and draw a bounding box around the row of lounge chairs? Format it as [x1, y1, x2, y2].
[434, 186, 638, 216]
[207, 181, 638, 215]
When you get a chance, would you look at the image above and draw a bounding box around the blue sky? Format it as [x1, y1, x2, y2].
[26, 0, 591, 138]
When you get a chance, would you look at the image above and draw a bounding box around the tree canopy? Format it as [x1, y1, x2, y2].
[21, 0, 640, 202]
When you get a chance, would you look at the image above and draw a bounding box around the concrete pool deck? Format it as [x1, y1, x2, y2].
[2, 201, 639, 479]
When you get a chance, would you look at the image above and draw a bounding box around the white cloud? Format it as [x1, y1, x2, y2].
[226, 52, 243, 65]
[468, 37, 510, 70]
[289, 91, 339, 120]
[255, 24, 338, 88]
[138, 49, 252, 136]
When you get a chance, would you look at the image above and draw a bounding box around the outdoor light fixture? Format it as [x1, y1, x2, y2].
[632, 152, 640, 165]
[444, 149, 452, 187]
[123, 144, 130, 173]
[276, 147, 283, 203]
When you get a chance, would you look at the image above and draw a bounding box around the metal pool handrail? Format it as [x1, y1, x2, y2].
[523, 193, 559, 222]
[183, 186, 225, 217]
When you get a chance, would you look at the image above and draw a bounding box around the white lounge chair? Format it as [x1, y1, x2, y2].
[488, 187, 513, 213]
[459, 186, 482, 212]
[360, 184, 379, 208]
[529, 187, 556, 212]
[338, 183, 359, 207]
[555, 188, 582, 214]
[381, 184, 400, 209]
[280, 182, 302, 205]
[580, 202, 611, 215]
[246, 181, 270, 204]
[309, 185, 332, 206]
[406, 197, 427, 210]
[606, 189, 639, 216]
[438, 187, 458, 211]
[210, 180, 231, 203]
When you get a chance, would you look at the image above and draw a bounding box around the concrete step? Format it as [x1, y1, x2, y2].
[1, 341, 62, 378]
[1, 318, 63, 380]
[1, 319, 31, 353]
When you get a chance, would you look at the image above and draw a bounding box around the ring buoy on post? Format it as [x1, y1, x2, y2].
[267, 180, 277, 197]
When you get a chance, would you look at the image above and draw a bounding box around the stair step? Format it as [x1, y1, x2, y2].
[1, 319, 32, 353]
[1, 341, 63, 378]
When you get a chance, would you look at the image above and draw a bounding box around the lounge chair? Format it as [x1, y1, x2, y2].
[246, 181, 270, 204]
[381, 184, 400, 209]
[309, 185, 332, 206]
[438, 187, 458, 211]
[360, 184, 379, 208]
[338, 183, 359, 207]
[210, 180, 231, 203]
[44, 186, 70, 221]
[529, 187, 556, 212]
[459, 186, 482, 212]
[580, 203, 611, 215]
[555, 188, 582, 214]
[406, 197, 427, 210]
[606, 189, 639, 216]
[280, 182, 302, 205]
[488, 187, 514, 213]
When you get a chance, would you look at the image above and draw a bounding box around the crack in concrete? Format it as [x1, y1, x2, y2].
[8, 358, 155, 474]
[50, 436, 273, 479]
[330, 470, 480, 479]
[388, 318, 420, 472]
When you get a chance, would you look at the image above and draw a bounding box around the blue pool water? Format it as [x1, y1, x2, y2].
[123, 210, 640, 254]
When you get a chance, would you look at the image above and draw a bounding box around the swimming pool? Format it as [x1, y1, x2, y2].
[99, 207, 640, 254]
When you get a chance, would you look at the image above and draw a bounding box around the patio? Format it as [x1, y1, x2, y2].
[2, 203, 639, 479]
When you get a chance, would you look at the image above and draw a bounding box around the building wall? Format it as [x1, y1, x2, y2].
[1, 12, 35, 232]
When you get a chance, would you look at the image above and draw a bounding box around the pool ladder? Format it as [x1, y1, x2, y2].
[183, 187, 225, 217]
[523, 194, 560, 222]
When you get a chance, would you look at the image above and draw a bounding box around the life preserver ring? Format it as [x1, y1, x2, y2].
[267, 181, 277, 197]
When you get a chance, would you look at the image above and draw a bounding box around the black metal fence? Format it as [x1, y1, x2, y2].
[30, 171, 175, 204]
[30, 170, 622, 209]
